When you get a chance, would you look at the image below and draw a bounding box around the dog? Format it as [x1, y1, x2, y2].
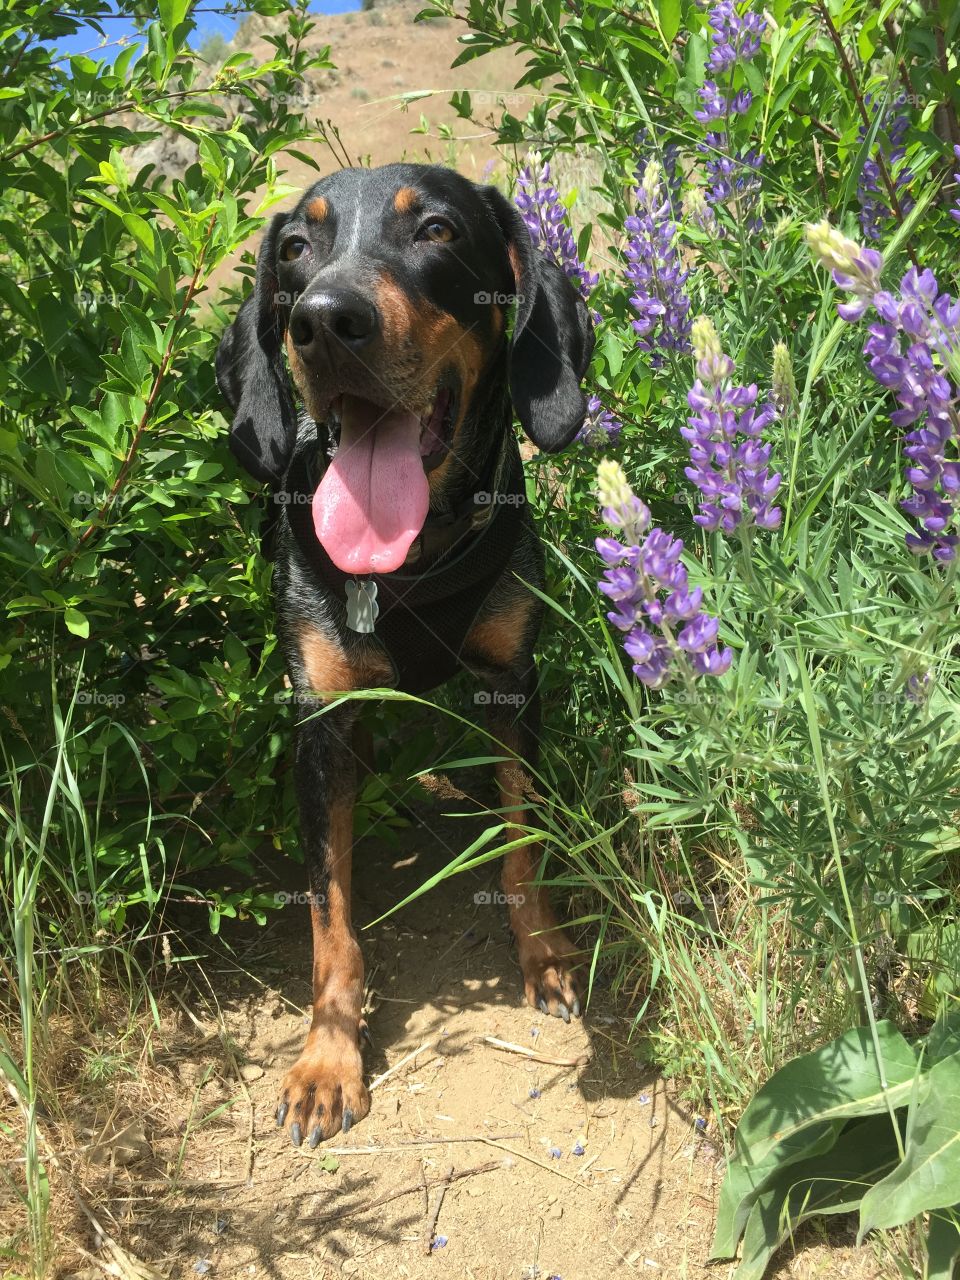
[216, 162, 595, 1148]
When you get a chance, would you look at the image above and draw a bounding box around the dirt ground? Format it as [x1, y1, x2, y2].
[30, 776, 893, 1280]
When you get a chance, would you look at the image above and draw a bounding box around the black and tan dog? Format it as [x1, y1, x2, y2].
[216, 163, 594, 1148]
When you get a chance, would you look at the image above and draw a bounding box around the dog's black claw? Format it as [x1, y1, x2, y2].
[537, 997, 549, 1015]
[276, 1102, 288, 1127]
[572, 997, 581, 1018]
[308, 1126, 322, 1149]
[359, 1023, 372, 1046]
[558, 1002, 570, 1024]
[342, 1107, 354, 1134]
[291, 1122, 302, 1147]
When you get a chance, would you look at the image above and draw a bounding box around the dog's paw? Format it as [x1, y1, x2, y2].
[276, 1031, 370, 1147]
[519, 933, 582, 1023]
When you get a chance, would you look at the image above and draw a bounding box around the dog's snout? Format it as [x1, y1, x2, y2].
[290, 288, 378, 354]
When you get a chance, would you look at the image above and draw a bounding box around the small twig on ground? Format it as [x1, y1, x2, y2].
[314, 1159, 502, 1224]
[321, 1132, 523, 1155]
[369, 1038, 437, 1091]
[422, 1163, 454, 1254]
[483, 1035, 590, 1068]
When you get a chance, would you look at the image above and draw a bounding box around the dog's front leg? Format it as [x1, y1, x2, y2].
[276, 703, 370, 1147]
[464, 599, 583, 1023]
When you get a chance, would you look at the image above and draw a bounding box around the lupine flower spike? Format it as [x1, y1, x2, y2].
[596, 460, 732, 688]
[682, 318, 782, 532]
[696, 1, 766, 230]
[806, 220, 960, 560]
[624, 160, 692, 366]
[771, 342, 797, 417]
[515, 153, 598, 302]
[857, 93, 915, 241]
[578, 394, 622, 446]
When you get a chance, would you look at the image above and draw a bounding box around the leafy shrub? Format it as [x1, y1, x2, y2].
[0, 0, 333, 936]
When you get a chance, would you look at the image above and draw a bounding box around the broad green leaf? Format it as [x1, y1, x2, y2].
[734, 1114, 902, 1280]
[712, 1022, 918, 1258]
[861, 1050, 960, 1233]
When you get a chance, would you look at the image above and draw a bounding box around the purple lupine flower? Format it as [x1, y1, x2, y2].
[596, 460, 732, 688]
[857, 93, 915, 241]
[578, 394, 622, 446]
[706, 0, 765, 74]
[515, 154, 598, 302]
[682, 318, 781, 533]
[951, 145, 960, 225]
[696, 1, 766, 232]
[624, 160, 692, 367]
[906, 671, 933, 704]
[807, 221, 960, 560]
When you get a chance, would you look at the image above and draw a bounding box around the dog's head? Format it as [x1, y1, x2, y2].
[216, 163, 594, 574]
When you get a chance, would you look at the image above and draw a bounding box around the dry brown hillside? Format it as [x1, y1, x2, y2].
[256, 1, 539, 185]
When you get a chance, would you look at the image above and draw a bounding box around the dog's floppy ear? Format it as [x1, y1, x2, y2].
[482, 185, 595, 452]
[216, 213, 296, 485]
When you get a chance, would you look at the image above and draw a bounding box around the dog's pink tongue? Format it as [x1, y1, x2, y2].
[313, 395, 429, 574]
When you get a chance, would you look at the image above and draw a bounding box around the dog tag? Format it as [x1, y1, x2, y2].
[345, 578, 379, 634]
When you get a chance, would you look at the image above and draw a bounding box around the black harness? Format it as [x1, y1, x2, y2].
[284, 429, 526, 694]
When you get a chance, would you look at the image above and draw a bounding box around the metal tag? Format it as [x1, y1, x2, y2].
[345, 578, 379, 634]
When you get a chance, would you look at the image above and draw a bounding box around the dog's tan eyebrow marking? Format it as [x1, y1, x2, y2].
[393, 186, 420, 214]
[306, 196, 329, 222]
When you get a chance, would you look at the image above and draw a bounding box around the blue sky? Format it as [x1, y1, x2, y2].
[51, 0, 361, 63]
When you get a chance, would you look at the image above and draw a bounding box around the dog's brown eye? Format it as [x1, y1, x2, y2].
[282, 237, 310, 261]
[416, 220, 455, 244]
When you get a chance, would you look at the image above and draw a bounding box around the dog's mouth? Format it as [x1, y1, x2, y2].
[312, 384, 458, 576]
[325, 385, 457, 474]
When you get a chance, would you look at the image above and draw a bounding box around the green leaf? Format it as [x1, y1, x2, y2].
[712, 1022, 919, 1259]
[659, 0, 682, 43]
[122, 213, 155, 254]
[926, 1208, 960, 1280]
[64, 608, 90, 639]
[735, 1114, 902, 1280]
[159, 0, 189, 34]
[860, 1049, 960, 1233]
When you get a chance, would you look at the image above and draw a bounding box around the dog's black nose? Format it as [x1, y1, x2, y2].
[289, 288, 378, 353]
